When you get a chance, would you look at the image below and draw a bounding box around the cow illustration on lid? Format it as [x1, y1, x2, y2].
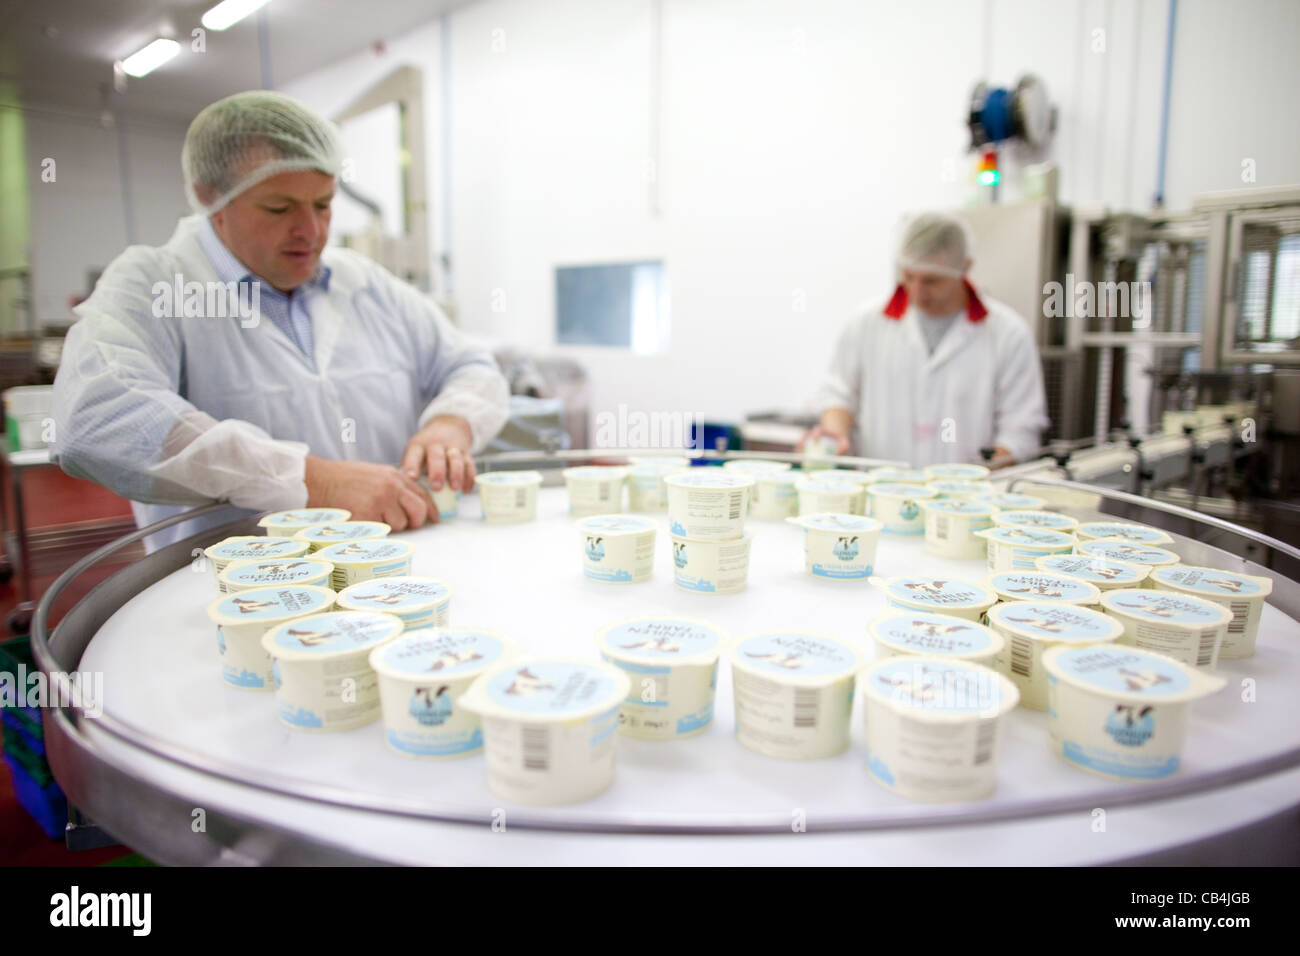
[904, 581, 950, 597]
[1117, 668, 1173, 693]
[1203, 577, 1245, 593]
[744, 649, 806, 670]
[232, 596, 278, 614]
[620, 636, 683, 654]
[1115, 600, 1176, 618]
[876, 671, 942, 705]
[1004, 614, 1066, 633]
[1003, 528, 1059, 543]
[1007, 584, 1065, 599]
[428, 648, 484, 671]
[1088, 564, 1127, 580]
[1102, 544, 1157, 560]
[409, 686, 452, 726]
[352, 591, 403, 606]
[504, 667, 554, 696]
[253, 561, 311, 576]
[910, 619, 971, 639]
[334, 543, 370, 556]
[286, 627, 337, 647]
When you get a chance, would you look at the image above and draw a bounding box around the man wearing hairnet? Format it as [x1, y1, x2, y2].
[802, 212, 1049, 467]
[52, 91, 509, 547]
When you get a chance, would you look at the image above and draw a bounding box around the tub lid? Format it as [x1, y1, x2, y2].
[867, 467, 930, 484]
[317, 539, 415, 564]
[796, 476, 867, 494]
[787, 513, 882, 532]
[476, 470, 544, 485]
[1100, 588, 1233, 628]
[628, 460, 690, 476]
[921, 498, 994, 516]
[870, 611, 1004, 658]
[923, 464, 991, 481]
[258, 508, 351, 529]
[976, 492, 1047, 510]
[987, 572, 1101, 605]
[873, 576, 997, 611]
[987, 601, 1124, 643]
[459, 659, 631, 721]
[1150, 565, 1273, 599]
[728, 632, 862, 684]
[666, 470, 754, 489]
[758, 470, 803, 486]
[867, 482, 937, 498]
[597, 616, 726, 665]
[1077, 522, 1173, 545]
[294, 521, 391, 544]
[802, 468, 871, 484]
[219, 558, 333, 588]
[262, 610, 403, 659]
[978, 526, 1076, 547]
[205, 536, 308, 561]
[926, 480, 994, 497]
[577, 514, 658, 535]
[993, 510, 1079, 531]
[563, 465, 628, 480]
[370, 627, 513, 680]
[1078, 540, 1180, 566]
[207, 585, 336, 625]
[862, 657, 1018, 717]
[337, 576, 453, 612]
[1034, 554, 1150, 585]
[722, 459, 793, 474]
[1043, 645, 1224, 703]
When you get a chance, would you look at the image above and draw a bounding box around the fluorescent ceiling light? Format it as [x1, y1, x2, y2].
[202, 0, 272, 31]
[120, 38, 180, 77]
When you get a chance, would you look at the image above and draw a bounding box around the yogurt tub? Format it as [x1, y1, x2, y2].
[456, 658, 631, 805]
[786, 513, 882, 579]
[986, 601, 1125, 710]
[317, 539, 415, 590]
[476, 470, 544, 523]
[1149, 565, 1274, 659]
[577, 514, 656, 583]
[920, 498, 994, 559]
[418, 477, 460, 520]
[861, 656, 1019, 802]
[629, 455, 691, 468]
[923, 463, 991, 482]
[665, 470, 754, 539]
[797, 477, 867, 517]
[294, 521, 391, 553]
[987, 571, 1102, 608]
[1042, 644, 1225, 781]
[806, 468, 872, 485]
[203, 536, 309, 586]
[991, 509, 1080, 533]
[1034, 554, 1151, 591]
[869, 610, 1004, 666]
[261, 610, 404, 731]
[218, 557, 334, 595]
[800, 436, 840, 471]
[977, 492, 1047, 511]
[562, 465, 628, 516]
[871, 575, 997, 622]
[867, 483, 939, 534]
[926, 480, 995, 500]
[206, 585, 337, 691]
[595, 616, 725, 739]
[626, 460, 687, 512]
[722, 459, 793, 476]
[977, 526, 1076, 572]
[751, 471, 802, 520]
[369, 627, 517, 758]
[1099, 588, 1232, 670]
[1075, 521, 1173, 546]
[670, 530, 753, 594]
[867, 467, 930, 484]
[336, 576, 453, 630]
[258, 508, 351, 538]
[728, 632, 863, 760]
[1076, 539, 1181, 579]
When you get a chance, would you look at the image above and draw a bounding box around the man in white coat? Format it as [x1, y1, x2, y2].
[51, 91, 509, 547]
[803, 212, 1048, 467]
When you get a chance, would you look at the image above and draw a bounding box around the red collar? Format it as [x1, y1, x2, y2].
[882, 279, 988, 322]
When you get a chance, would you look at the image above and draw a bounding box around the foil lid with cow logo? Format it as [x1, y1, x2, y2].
[864, 657, 1017, 715]
[1043, 645, 1224, 705]
[265, 610, 403, 657]
[871, 611, 1001, 657]
[730, 632, 861, 682]
[372, 628, 511, 679]
[987, 601, 1123, 643]
[479, 660, 628, 718]
[209, 585, 335, 625]
[876, 576, 996, 611]
[598, 617, 724, 665]
[988, 571, 1100, 605]
[1100, 589, 1232, 627]
[1078, 540, 1179, 567]
[1151, 566, 1271, 599]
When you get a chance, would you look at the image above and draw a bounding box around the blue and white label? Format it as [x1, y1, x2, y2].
[269, 611, 402, 654]
[603, 619, 722, 658]
[210, 537, 305, 561]
[735, 633, 857, 678]
[1050, 646, 1191, 697]
[987, 527, 1075, 547]
[874, 612, 994, 655]
[997, 510, 1076, 530]
[263, 509, 349, 529]
[886, 577, 992, 610]
[1061, 741, 1178, 779]
[989, 602, 1116, 641]
[1105, 591, 1224, 624]
[387, 726, 482, 756]
[215, 586, 332, 622]
[318, 539, 413, 564]
[668, 471, 751, 489]
[300, 522, 388, 542]
[925, 499, 994, 515]
[990, 572, 1096, 602]
[1037, 555, 1145, 585]
[869, 658, 1006, 712]
[223, 559, 329, 587]
[340, 577, 450, 612]
[376, 629, 505, 677]
[1079, 523, 1169, 544]
[1078, 540, 1176, 565]
[579, 515, 655, 534]
[484, 662, 623, 716]
[1152, 567, 1262, 597]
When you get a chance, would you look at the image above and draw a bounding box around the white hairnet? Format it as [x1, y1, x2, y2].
[896, 212, 975, 279]
[182, 90, 344, 215]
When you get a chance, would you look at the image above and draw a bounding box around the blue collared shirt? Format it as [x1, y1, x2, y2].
[197, 218, 331, 364]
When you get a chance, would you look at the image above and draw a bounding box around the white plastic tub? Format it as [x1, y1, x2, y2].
[206, 585, 336, 691]
[336, 576, 453, 630]
[626, 460, 689, 512]
[1149, 565, 1274, 659]
[294, 521, 391, 553]
[985, 601, 1124, 710]
[596, 616, 725, 739]
[921, 499, 994, 559]
[866, 467, 930, 484]
[977, 492, 1047, 511]
[870, 575, 997, 622]
[797, 476, 867, 517]
[923, 463, 991, 482]
[563, 465, 628, 516]
[986, 571, 1102, 608]
[666, 470, 754, 539]
[991, 509, 1080, 534]
[476, 470, 544, 523]
[670, 530, 752, 594]
[203, 536, 309, 586]
[258, 508, 351, 538]
[456, 658, 631, 805]
[867, 483, 938, 534]
[728, 631, 863, 759]
[926, 480, 995, 500]
[317, 539, 415, 591]
[418, 477, 460, 520]
[3, 385, 53, 451]
[786, 513, 882, 579]
[751, 471, 802, 520]
[1043, 644, 1225, 781]
[861, 656, 1019, 801]
[1075, 522, 1174, 546]
[1033, 554, 1150, 591]
[1076, 540, 1180, 579]
[1100, 588, 1232, 669]
[261, 610, 404, 731]
[218, 557, 334, 595]
[977, 526, 1076, 572]
[370, 627, 517, 758]
[869, 610, 1004, 666]
[577, 514, 656, 583]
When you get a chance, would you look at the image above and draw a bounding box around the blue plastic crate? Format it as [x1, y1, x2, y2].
[4, 752, 66, 840]
[3, 709, 45, 756]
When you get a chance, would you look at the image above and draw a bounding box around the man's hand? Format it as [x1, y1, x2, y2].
[401, 415, 477, 494]
[798, 408, 854, 455]
[989, 445, 1015, 470]
[304, 455, 433, 531]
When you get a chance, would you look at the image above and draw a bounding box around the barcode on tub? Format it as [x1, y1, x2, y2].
[514, 489, 526, 508]
[974, 720, 995, 765]
[935, 516, 950, 541]
[521, 725, 549, 771]
[729, 493, 741, 521]
[1197, 630, 1217, 667]
[793, 688, 818, 728]
[1228, 602, 1248, 634]
[1010, 636, 1033, 677]
[331, 569, 348, 591]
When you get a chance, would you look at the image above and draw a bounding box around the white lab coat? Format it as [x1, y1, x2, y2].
[815, 292, 1049, 467]
[52, 215, 509, 548]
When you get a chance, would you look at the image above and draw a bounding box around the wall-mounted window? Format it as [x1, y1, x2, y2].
[555, 261, 669, 354]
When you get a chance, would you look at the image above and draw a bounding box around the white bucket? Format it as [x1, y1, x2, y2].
[206, 585, 336, 690]
[577, 514, 656, 583]
[670, 530, 753, 594]
[786, 513, 882, 580]
[985, 601, 1124, 710]
[476, 470, 544, 523]
[1099, 588, 1232, 670]
[1149, 565, 1274, 659]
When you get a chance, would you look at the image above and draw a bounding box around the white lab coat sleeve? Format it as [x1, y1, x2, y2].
[51, 249, 310, 511]
[992, 321, 1051, 461]
[813, 316, 865, 418]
